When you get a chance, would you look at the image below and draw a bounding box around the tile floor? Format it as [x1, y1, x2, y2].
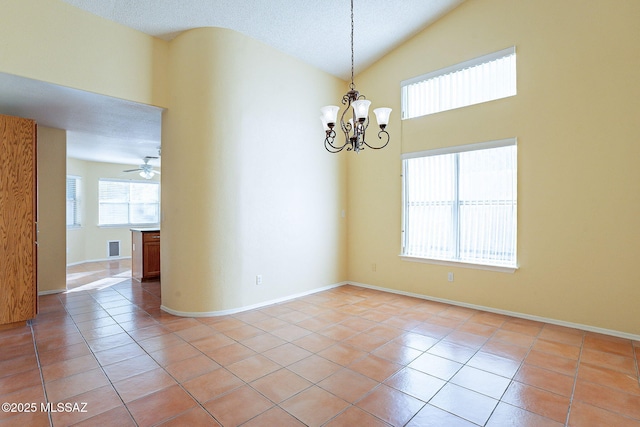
[1, 263, 639, 426]
[65, 260, 133, 291]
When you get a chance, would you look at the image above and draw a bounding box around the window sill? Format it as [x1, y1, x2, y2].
[399, 255, 517, 273]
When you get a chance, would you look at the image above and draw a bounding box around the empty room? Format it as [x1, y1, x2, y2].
[0, 0, 639, 426]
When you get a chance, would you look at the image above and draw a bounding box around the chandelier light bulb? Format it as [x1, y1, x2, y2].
[373, 107, 392, 128]
[320, 105, 339, 128]
[351, 99, 371, 122]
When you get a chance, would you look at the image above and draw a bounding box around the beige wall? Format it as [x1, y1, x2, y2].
[161, 27, 347, 314]
[0, 0, 168, 107]
[67, 158, 160, 264]
[37, 126, 67, 293]
[349, 0, 640, 335]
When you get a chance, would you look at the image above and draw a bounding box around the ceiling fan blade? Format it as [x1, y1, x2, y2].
[123, 168, 142, 172]
[152, 170, 161, 174]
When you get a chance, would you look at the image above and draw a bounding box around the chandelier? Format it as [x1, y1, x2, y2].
[320, 0, 392, 153]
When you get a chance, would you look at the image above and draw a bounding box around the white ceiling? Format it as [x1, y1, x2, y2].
[1, 0, 464, 166]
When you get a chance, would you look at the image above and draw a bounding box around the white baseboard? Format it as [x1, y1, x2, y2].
[349, 281, 640, 342]
[38, 289, 66, 296]
[161, 282, 347, 317]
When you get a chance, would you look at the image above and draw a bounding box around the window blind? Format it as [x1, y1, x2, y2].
[98, 179, 159, 226]
[402, 139, 517, 268]
[401, 47, 516, 119]
[66, 176, 81, 227]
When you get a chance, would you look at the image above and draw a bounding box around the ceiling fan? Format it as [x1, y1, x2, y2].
[123, 156, 160, 179]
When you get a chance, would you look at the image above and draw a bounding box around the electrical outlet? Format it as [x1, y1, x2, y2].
[256, 275, 263, 286]
[372, 263, 377, 272]
[447, 272, 454, 282]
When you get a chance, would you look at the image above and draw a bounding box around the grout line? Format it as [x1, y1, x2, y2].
[28, 319, 53, 427]
[54, 290, 139, 426]
[104, 281, 226, 426]
[564, 332, 585, 427]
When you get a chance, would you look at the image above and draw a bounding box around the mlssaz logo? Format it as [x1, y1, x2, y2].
[41, 402, 88, 413]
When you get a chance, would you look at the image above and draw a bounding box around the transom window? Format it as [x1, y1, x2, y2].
[401, 47, 516, 119]
[98, 179, 159, 226]
[401, 139, 517, 270]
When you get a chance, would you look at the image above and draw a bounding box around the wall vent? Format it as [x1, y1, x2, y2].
[107, 240, 121, 258]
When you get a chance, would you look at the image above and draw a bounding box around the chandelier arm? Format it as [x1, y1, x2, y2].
[325, 141, 347, 153]
[324, 130, 349, 153]
[362, 129, 390, 150]
[339, 104, 353, 136]
[356, 116, 368, 140]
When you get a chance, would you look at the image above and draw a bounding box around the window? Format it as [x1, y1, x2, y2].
[401, 47, 516, 119]
[401, 139, 517, 270]
[66, 176, 81, 227]
[98, 179, 159, 226]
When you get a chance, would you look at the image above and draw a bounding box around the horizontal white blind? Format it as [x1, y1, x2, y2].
[402, 139, 517, 268]
[66, 176, 81, 227]
[99, 179, 159, 226]
[402, 47, 516, 119]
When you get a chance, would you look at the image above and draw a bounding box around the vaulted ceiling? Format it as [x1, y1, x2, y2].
[1, 0, 464, 165]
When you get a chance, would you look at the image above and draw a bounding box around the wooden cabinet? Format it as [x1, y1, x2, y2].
[0, 114, 37, 326]
[131, 228, 160, 281]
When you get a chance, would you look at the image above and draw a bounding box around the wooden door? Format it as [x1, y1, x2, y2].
[0, 114, 37, 325]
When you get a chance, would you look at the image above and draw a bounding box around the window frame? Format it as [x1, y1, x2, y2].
[98, 178, 160, 227]
[401, 46, 516, 119]
[400, 138, 518, 273]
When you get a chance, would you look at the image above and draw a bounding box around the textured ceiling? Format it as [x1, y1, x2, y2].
[59, 0, 464, 80]
[2, 0, 464, 165]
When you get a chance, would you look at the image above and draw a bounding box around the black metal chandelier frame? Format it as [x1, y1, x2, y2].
[321, 0, 391, 154]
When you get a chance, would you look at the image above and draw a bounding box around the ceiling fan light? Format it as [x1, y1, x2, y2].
[140, 170, 155, 179]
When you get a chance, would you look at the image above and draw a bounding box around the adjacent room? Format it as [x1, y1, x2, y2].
[0, 0, 638, 426]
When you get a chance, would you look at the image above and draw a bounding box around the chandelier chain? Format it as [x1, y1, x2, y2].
[350, 0, 355, 90]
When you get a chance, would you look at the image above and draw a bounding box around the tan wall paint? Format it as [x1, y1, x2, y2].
[66, 158, 160, 265]
[0, 0, 168, 107]
[37, 126, 67, 293]
[348, 0, 640, 335]
[161, 27, 347, 313]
